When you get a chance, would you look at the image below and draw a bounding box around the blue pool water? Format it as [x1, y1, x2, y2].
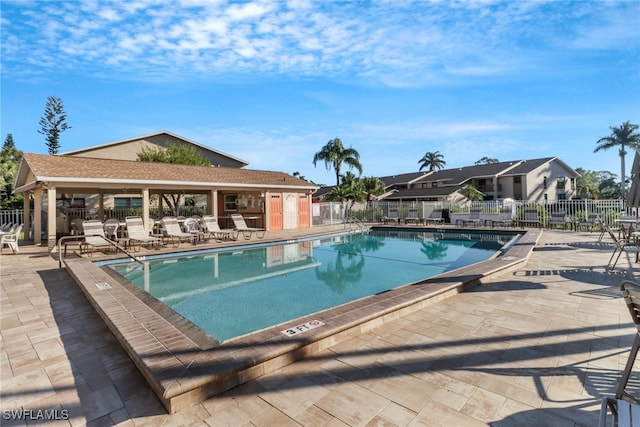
[106, 229, 515, 341]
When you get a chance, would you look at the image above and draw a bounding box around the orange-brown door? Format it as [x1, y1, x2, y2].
[269, 193, 283, 230]
[298, 194, 310, 228]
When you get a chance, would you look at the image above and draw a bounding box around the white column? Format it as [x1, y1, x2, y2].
[23, 193, 31, 241]
[33, 188, 42, 244]
[47, 186, 57, 250]
[142, 188, 150, 232]
[212, 189, 218, 217]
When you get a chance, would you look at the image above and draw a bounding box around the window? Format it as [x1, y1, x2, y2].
[114, 197, 142, 209]
[224, 194, 238, 211]
[514, 176, 522, 184]
[557, 176, 567, 190]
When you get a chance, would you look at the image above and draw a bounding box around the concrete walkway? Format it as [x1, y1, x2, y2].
[1, 228, 639, 426]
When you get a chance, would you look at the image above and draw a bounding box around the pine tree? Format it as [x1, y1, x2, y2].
[38, 96, 71, 154]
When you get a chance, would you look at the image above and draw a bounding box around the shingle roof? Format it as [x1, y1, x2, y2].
[379, 172, 430, 187]
[15, 153, 317, 191]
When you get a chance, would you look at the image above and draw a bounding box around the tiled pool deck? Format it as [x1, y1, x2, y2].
[1, 225, 639, 426]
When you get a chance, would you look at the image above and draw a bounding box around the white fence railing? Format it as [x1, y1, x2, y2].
[312, 199, 635, 226]
[2, 199, 637, 236]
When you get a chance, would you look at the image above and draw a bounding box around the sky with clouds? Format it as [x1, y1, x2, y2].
[1, 0, 639, 185]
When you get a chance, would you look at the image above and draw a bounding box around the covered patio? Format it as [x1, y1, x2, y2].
[13, 153, 318, 249]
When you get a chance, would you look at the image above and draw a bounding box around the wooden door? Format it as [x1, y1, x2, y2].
[269, 193, 283, 230]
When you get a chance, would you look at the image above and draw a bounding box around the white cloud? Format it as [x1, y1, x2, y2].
[1, 0, 638, 85]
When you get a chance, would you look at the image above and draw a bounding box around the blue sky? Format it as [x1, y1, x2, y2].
[1, 0, 639, 186]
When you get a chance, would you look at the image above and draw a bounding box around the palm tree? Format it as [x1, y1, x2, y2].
[361, 176, 386, 205]
[418, 151, 446, 172]
[460, 183, 484, 201]
[594, 121, 640, 200]
[313, 138, 363, 186]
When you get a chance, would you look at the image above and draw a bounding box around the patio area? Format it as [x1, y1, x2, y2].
[1, 226, 639, 426]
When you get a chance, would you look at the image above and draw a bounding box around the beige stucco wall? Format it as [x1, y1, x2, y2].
[70, 133, 246, 168]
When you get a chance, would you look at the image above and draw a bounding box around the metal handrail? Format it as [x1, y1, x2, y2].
[344, 216, 370, 233]
[56, 234, 144, 268]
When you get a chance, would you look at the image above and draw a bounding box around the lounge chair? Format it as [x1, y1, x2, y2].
[548, 210, 570, 230]
[599, 280, 640, 426]
[80, 220, 114, 256]
[424, 209, 444, 225]
[519, 207, 542, 228]
[404, 208, 421, 225]
[492, 206, 514, 228]
[461, 207, 482, 227]
[125, 216, 163, 250]
[0, 223, 22, 254]
[160, 216, 198, 246]
[381, 210, 400, 224]
[201, 215, 237, 242]
[231, 214, 265, 240]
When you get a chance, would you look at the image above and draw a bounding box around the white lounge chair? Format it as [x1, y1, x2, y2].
[80, 220, 114, 256]
[201, 215, 237, 242]
[125, 216, 163, 250]
[231, 214, 265, 240]
[160, 216, 198, 246]
[0, 223, 22, 254]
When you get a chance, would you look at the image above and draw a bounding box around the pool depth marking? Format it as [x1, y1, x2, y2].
[282, 319, 325, 337]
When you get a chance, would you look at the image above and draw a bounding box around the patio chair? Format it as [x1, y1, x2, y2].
[424, 209, 444, 225]
[80, 220, 114, 256]
[577, 213, 600, 232]
[548, 210, 570, 230]
[404, 208, 421, 225]
[597, 217, 621, 243]
[231, 214, 265, 240]
[0, 223, 22, 254]
[461, 207, 482, 227]
[492, 206, 514, 228]
[604, 223, 640, 271]
[160, 216, 197, 246]
[103, 218, 121, 240]
[382, 210, 400, 224]
[519, 207, 542, 228]
[201, 215, 237, 242]
[124, 216, 163, 251]
[1, 222, 13, 232]
[183, 217, 206, 242]
[600, 280, 640, 427]
[70, 218, 84, 235]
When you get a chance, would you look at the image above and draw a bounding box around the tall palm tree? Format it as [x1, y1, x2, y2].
[313, 138, 363, 186]
[418, 151, 446, 172]
[594, 121, 640, 199]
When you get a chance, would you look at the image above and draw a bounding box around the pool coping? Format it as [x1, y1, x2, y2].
[63, 227, 541, 413]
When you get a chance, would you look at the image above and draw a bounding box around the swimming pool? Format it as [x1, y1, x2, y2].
[105, 228, 515, 341]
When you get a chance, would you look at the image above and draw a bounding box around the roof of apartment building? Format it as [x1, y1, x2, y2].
[381, 157, 578, 201]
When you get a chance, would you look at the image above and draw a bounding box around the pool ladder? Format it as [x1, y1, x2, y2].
[56, 234, 144, 268]
[344, 216, 370, 234]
